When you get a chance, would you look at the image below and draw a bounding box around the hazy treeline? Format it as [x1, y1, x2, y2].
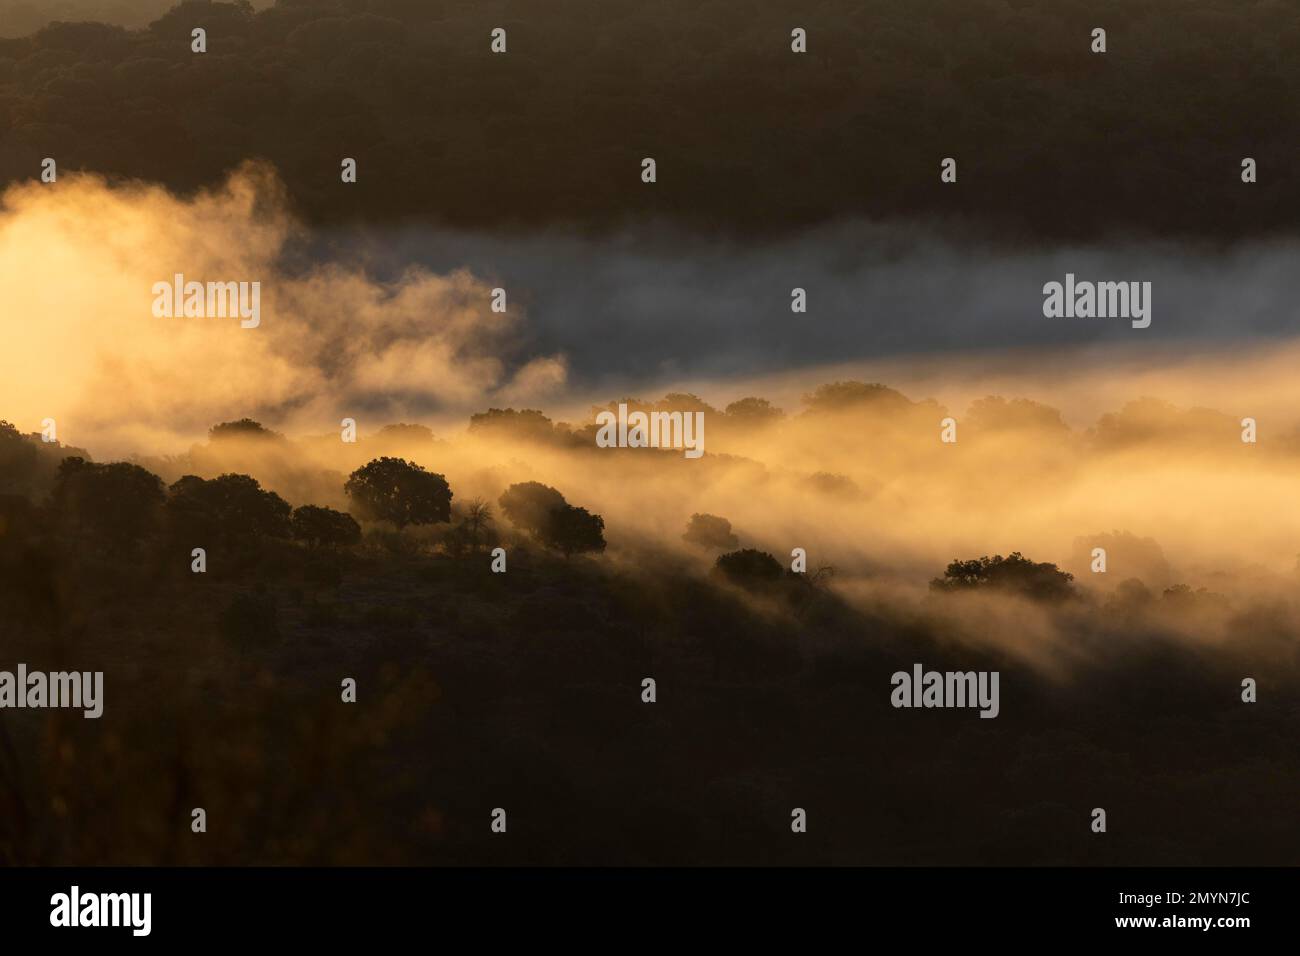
[1, 0, 1296, 238]
[2, 394, 1296, 866]
[9, 371, 1300, 670]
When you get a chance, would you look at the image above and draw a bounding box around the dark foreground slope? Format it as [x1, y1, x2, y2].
[1, 519, 1294, 866]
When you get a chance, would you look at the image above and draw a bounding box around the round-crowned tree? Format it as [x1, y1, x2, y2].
[291, 504, 361, 548]
[344, 457, 452, 528]
[682, 513, 739, 550]
[929, 552, 1074, 602]
[52, 457, 166, 548]
[208, 419, 283, 442]
[165, 472, 292, 542]
[498, 481, 567, 535]
[540, 505, 606, 557]
[714, 548, 784, 590]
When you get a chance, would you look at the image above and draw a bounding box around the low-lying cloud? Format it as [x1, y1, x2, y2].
[0, 164, 567, 453]
[7, 163, 1300, 669]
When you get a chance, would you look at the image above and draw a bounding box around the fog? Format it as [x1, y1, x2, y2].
[5, 164, 1300, 668]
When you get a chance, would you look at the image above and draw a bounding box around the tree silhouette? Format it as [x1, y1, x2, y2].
[807, 472, 862, 498]
[540, 505, 606, 557]
[714, 548, 783, 590]
[468, 408, 558, 442]
[0, 421, 39, 496]
[443, 498, 497, 557]
[497, 482, 604, 555]
[965, 396, 1069, 436]
[1108, 577, 1154, 613]
[655, 392, 719, 416]
[52, 457, 165, 548]
[344, 457, 452, 528]
[1161, 583, 1228, 610]
[208, 418, 283, 442]
[291, 504, 361, 548]
[463, 499, 494, 548]
[498, 481, 568, 535]
[0, 421, 85, 498]
[166, 473, 292, 541]
[682, 513, 739, 550]
[802, 381, 912, 415]
[930, 552, 1074, 602]
[723, 397, 784, 425]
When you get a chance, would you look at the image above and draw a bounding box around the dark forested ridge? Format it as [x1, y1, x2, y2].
[1, 0, 1296, 239]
